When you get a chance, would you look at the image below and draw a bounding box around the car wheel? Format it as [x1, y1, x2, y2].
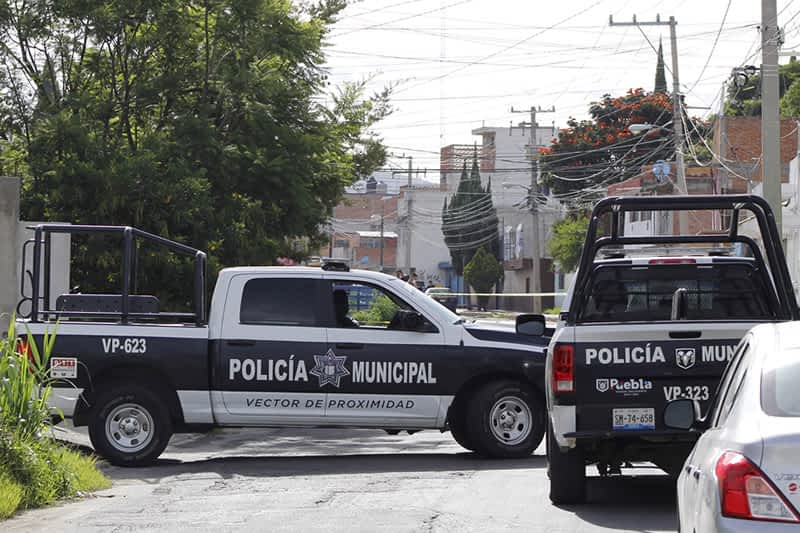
[547, 423, 586, 504]
[88, 384, 173, 466]
[448, 408, 475, 451]
[465, 380, 544, 458]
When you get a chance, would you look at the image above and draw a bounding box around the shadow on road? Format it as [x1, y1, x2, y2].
[563, 473, 678, 532]
[102, 452, 547, 482]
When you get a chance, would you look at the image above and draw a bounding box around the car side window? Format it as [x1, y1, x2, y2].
[328, 281, 432, 331]
[711, 342, 751, 427]
[240, 278, 322, 326]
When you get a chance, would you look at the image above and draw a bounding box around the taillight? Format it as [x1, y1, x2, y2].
[552, 343, 574, 393]
[16, 338, 31, 359]
[716, 451, 800, 522]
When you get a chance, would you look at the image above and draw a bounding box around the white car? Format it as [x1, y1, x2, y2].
[665, 322, 800, 531]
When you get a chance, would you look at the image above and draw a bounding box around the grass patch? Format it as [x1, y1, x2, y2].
[53, 446, 111, 494]
[0, 470, 23, 519]
[0, 434, 110, 519]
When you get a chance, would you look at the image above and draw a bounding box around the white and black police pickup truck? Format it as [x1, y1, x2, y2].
[16, 224, 551, 466]
[545, 195, 800, 504]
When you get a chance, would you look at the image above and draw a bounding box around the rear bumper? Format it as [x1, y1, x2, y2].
[564, 429, 699, 440]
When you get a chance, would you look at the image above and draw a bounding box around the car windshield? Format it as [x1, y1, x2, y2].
[762, 349, 800, 417]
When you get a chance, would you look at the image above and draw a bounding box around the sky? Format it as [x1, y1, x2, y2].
[322, 0, 800, 177]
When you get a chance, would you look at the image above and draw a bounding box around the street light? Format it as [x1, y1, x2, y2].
[503, 182, 542, 314]
[628, 121, 689, 235]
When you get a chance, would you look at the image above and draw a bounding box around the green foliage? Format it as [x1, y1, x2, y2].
[441, 157, 500, 275]
[463, 246, 503, 310]
[0, 0, 391, 307]
[0, 321, 57, 440]
[726, 60, 800, 117]
[350, 294, 398, 325]
[0, 469, 23, 519]
[548, 214, 589, 273]
[0, 323, 109, 518]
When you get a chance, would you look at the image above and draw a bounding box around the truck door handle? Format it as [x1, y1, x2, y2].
[669, 331, 702, 339]
[336, 343, 364, 350]
[227, 339, 256, 346]
[692, 469, 701, 481]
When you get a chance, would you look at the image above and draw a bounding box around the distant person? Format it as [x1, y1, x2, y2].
[395, 270, 404, 279]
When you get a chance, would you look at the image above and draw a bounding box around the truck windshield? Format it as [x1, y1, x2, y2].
[578, 263, 773, 322]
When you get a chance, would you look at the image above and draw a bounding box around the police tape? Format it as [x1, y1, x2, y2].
[443, 292, 567, 297]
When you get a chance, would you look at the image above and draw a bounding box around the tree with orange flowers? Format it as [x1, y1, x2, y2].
[541, 89, 677, 202]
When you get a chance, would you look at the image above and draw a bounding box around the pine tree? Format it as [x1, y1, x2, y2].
[441, 154, 500, 275]
[655, 38, 668, 94]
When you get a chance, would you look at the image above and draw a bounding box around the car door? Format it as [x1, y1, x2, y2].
[321, 276, 450, 428]
[679, 338, 752, 529]
[213, 272, 329, 425]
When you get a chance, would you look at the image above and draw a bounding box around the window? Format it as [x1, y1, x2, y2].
[240, 278, 321, 326]
[329, 281, 431, 331]
[762, 349, 800, 417]
[711, 342, 751, 428]
[578, 263, 772, 323]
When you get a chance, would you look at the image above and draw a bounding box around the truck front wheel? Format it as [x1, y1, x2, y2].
[547, 424, 586, 504]
[465, 380, 544, 458]
[88, 384, 173, 466]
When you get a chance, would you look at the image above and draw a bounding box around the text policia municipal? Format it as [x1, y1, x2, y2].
[228, 357, 438, 385]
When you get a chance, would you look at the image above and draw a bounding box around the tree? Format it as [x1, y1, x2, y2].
[654, 39, 667, 94]
[0, 0, 391, 307]
[441, 155, 500, 275]
[463, 246, 503, 311]
[725, 59, 800, 117]
[540, 89, 674, 204]
[548, 214, 590, 273]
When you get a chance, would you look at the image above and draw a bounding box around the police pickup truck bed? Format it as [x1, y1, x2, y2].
[545, 195, 799, 504]
[17, 225, 550, 466]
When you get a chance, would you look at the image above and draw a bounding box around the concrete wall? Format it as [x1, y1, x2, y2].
[0, 177, 20, 333]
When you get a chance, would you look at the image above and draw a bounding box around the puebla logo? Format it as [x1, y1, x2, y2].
[310, 349, 350, 388]
[595, 378, 610, 392]
[675, 348, 696, 370]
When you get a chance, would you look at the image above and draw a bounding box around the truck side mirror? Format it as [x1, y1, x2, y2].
[663, 398, 701, 430]
[516, 314, 546, 336]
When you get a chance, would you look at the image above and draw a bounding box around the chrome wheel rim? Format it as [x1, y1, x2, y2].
[105, 403, 154, 453]
[489, 395, 532, 446]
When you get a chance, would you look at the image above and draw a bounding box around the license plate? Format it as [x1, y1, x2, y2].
[612, 407, 655, 430]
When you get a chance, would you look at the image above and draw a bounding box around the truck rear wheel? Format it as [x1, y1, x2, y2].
[88, 384, 173, 466]
[547, 424, 586, 504]
[465, 380, 544, 458]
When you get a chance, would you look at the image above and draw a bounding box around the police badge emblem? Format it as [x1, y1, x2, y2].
[310, 349, 350, 387]
[675, 348, 696, 370]
[596, 378, 610, 392]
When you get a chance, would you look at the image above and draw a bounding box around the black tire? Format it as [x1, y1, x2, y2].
[448, 408, 475, 451]
[464, 380, 545, 458]
[88, 384, 173, 467]
[547, 423, 586, 504]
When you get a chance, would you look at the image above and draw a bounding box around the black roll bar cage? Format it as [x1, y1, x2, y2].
[569, 194, 800, 323]
[21, 224, 207, 326]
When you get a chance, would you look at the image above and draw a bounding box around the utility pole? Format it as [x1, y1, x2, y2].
[610, 14, 689, 235]
[762, 0, 782, 231]
[379, 199, 385, 271]
[405, 156, 413, 273]
[511, 105, 554, 314]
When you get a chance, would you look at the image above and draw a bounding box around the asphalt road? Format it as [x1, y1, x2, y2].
[5, 425, 678, 533]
